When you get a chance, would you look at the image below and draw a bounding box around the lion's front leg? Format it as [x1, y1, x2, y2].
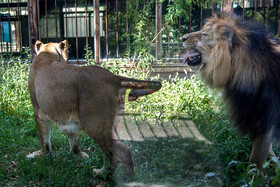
[93, 150, 107, 176]
[93, 150, 119, 177]
[249, 128, 274, 169]
[27, 116, 52, 158]
[268, 143, 276, 157]
[93, 144, 131, 177]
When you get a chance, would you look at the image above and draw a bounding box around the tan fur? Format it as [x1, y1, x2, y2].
[28, 40, 161, 176]
[183, 14, 268, 90]
[182, 12, 280, 169]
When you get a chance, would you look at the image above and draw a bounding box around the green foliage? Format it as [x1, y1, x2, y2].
[126, 74, 218, 122]
[0, 48, 33, 127]
[1, 51, 280, 186]
[223, 158, 280, 186]
[84, 44, 95, 65]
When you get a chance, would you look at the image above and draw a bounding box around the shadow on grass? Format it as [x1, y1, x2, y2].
[1, 117, 222, 186]
[112, 137, 222, 186]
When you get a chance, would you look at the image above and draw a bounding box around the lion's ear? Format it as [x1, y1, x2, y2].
[59, 40, 68, 53]
[223, 30, 235, 47]
[35, 40, 43, 55]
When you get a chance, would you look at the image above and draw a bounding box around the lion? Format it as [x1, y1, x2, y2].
[28, 40, 161, 176]
[182, 12, 280, 169]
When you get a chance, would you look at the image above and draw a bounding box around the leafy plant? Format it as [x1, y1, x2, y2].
[84, 44, 95, 65]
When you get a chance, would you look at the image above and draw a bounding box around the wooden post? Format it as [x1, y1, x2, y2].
[212, 0, 214, 16]
[75, 0, 78, 61]
[0, 16, 2, 52]
[223, 0, 233, 14]
[126, 0, 129, 52]
[243, 0, 245, 21]
[45, 0, 48, 42]
[106, 0, 108, 61]
[8, 0, 12, 52]
[254, 0, 258, 21]
[265, 0, 269, 30]
[65, 0, 68, 39]
[17, 0, 22, 55]
[116, 0, 119, 59]
[28, 0, 40, 61]
[189, 7, 192, 33]
[200, 4, 203, 29]
[167, 0, 170, 59]
[178, 17, 181, 61]
[155, 0, 162, 60]
[55, 0, 58, 42]
[94, 0, 100, 64]
[278, 0, 280, 39]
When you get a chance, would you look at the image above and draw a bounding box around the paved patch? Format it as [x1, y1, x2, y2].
[116, 115, 211, 144]
[115, 116, 131, 141]
[161, 122, 179, 137]
[173, 120, 193, 139]
[137, 121, 154, 139]
[148, 120, 168, 138]
[123, 116, 144, 141]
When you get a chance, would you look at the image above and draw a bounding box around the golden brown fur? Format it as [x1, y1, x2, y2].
[183, 12, 280, 168]
[28, 40, 161, 176]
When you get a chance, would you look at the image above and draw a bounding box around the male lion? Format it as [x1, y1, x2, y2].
[183, 12, 280, 169]
[28, 40, 161, 176]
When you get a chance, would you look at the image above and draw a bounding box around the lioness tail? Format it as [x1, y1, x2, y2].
[121, 80, 162, 101]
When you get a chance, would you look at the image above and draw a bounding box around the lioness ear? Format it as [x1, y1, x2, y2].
[35, 40, 43, 55]
[59, 40, 68, 52]
[58, 40, 69, 62]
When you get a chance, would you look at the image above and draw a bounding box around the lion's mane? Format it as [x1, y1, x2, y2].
[201, 13, 280, 138]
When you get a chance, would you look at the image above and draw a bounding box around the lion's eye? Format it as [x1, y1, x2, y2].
[202, 33, 208, 37]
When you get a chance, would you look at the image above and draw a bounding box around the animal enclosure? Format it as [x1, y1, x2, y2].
[0, 0, 280, 63]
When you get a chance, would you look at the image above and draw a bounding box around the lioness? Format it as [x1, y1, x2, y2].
[28, 40, 161, 176]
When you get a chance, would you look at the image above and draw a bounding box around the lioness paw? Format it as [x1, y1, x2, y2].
[26, 150, 43, 158]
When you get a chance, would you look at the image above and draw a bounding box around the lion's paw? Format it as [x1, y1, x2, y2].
[93, 166, 105, 176]
[26, 150, 43, 158]
[80, 151, 89, 159]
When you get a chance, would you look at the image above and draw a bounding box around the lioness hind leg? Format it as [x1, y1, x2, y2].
[27, 117, 52, 158]
[249, 128, 274, 169]
[67, 132, 89, 159]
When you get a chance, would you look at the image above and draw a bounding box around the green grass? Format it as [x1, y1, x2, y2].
[1, 55, 280, 186]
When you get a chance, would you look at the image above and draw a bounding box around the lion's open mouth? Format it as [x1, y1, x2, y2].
[183, 50, 202, 66]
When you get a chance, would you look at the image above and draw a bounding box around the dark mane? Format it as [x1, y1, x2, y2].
[225, 21, 280, 138]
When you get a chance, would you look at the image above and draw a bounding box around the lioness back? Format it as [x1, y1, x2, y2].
[33, 61, 122, 123]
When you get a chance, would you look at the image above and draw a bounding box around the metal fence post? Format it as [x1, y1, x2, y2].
[94, 0, 100, 64]
[28, 0, 40, 61]
[155, 0, 162, 60]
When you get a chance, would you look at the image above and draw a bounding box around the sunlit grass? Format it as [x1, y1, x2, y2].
[1, 53, 280, 186]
